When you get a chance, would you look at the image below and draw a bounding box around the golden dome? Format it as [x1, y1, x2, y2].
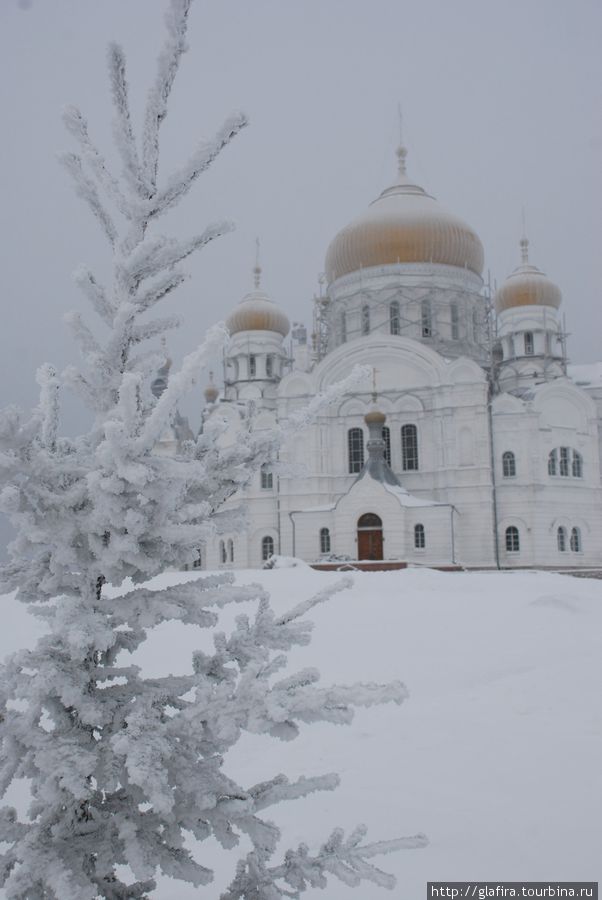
[365, 408, 386, 426]
[226, 257, 290, 338]
[495, 237, 562, 313]
[325, 146, 484, 282]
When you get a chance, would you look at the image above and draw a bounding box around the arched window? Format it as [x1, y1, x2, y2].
[548, 449, 557, 476]
[524, 332, 534, 356]
[390, 301, 400, 335]
[340, 311, 347, 344]
[193, 548, 202, 569]
[401, 424, 419, 471]
[570, 527, 581, 553]
[357, 513, 382, 528]
[320, 527, 331, 555]
[559, 446, 570, 476]
[261, 535, 274, 562]
[219, 540, 227, 564]
[260, 465, 273, 489]
[505, 526, 520, 553]
[572, 451, 583, 478]
[421, 299, 432, 337]
[361, 305, 370, 335]
[249, 355, 256, 377]
[557, 527, 567, 552]
[265, 355, 274, 378]
[227, 539, 234, 563]
[450, 303, 459, 340]
[414, 523, 425, 549]
[348, 428, 365, 474]
[382, 426, 391, 466]
[502, 451, 516, 477]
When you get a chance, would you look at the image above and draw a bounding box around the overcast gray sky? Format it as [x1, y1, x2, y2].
[1, 0, 601, 432]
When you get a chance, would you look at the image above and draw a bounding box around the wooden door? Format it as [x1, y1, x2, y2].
[357, 528, 383, 561]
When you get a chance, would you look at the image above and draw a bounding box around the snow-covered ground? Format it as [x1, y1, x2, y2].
[2, 566, 601, 897]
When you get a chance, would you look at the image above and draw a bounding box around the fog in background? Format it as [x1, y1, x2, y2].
[0, 0, 601, 552]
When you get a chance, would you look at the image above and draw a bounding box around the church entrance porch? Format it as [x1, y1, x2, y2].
[357, 513, 384, 561]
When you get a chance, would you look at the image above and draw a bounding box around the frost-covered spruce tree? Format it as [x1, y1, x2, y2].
[0, 2, 426, 897]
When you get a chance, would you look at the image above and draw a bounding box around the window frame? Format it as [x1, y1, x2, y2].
[505, 526, 520, 553]
[421, 299, 432, 338]
[524, 331, 534, 356]
[414, 523, 425, 549]
[347, 427, 365, 474]
[361, 304, 370, 336]
[260, 465, 273, 490]
[502, 451, 516, 478]
[390, 301, 400, 335]
[450, 303, 459, 340]
[249, 354, 256, 377]
[570, 527, 582, 553]
[261, 535, 275, 562]
[557, 526, 567, 552]
[319, 527, 331, 555]
[401, 424, 419, 471]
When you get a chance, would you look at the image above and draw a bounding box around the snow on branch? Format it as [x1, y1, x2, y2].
[62, 105, 132, 220]
[142, 0, 192, 190]
[154, 111, 248, 215]
[121, 224, 232, 292]
[107, 42, 146, 198]
[59, 152, 118, 247]
[72, 266, 115, 326]
[136, 322, 227, 451]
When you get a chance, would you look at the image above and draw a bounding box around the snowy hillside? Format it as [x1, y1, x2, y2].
[2, 566, 601, 898]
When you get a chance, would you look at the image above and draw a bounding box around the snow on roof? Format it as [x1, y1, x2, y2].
[383, 482, 447, 508]
[569, 362, 602, 387]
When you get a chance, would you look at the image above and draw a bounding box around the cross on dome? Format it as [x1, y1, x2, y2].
[253, 237, 262, 289]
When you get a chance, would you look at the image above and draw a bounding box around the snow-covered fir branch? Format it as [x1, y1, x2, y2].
[0, 1, 425, 897]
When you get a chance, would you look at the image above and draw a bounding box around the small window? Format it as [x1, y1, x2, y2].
[219, 540, 227, 564]
[548, 449, 557, 476]
[261, 535, 274, 562]
[193, 549, 202, 569]
[505, 526, 520, 553]
[559, 446, 569, 477]
[227, 538, 234, 563]
[502, 451, 516, 478]
[390, 301, 400, 335]
[572, 451, 583, 478]
[401, 424, 419, 471]
[340, 311, 347, 343]
[570, 527, 581, 553]
[361, 305, 370, 336]
[450, 303, 459, 340]
[524, 332, 534, 356]
[348, 428, 365, 474]
[320, 527, 331, 555]
[414, 523, 425, 549]
[265, 355, 274, 378]
[260, 465, 273, 489]
[249, 355, 256, 377]
[382, 426, 391, 466]
[421, 299, 432, 338]
[557, 527, 567, 552]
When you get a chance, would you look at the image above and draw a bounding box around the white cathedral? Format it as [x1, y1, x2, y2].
[159, 143, 602, 571]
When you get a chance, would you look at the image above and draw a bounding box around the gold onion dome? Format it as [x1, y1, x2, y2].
[495, 237, 562, 313]
[226, 257, 290, 338]
[325, 144, 484, 282]
[365, 408, 386, 426]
